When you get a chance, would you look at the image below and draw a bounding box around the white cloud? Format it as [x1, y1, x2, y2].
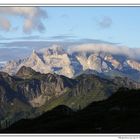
[0, 16, 11, 31]
[69, 43, 140, 60]
[97, 16, 112, 29]
[23, 18, 34, 33]
[0, 7, 47, 33]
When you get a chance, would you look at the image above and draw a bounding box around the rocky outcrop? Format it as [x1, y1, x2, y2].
[0, 66, 77, 108]
[113, 76, 140, 89]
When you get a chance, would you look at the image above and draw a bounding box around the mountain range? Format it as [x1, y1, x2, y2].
[1, 44, 140, 82]
[1, 44, 140, 132]
[0, 65, 140, 129]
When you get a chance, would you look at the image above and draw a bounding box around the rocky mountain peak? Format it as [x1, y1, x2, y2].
[2, 46, 140, 81]
[30, 49, 41, 60]
[16, 66, 38, 78]
[44, 44, 66, 56]
[0, 71, 9, 78]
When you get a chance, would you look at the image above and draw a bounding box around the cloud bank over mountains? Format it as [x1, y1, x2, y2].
[0, 7, 47, 33]
[69, 43, 140, 60]
[1, 38, 140, 63]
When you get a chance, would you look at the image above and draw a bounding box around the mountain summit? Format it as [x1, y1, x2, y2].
[2, 44, 140, 81]
[15, 66, 39, 79]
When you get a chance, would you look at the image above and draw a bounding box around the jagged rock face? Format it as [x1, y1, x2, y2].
[2, 45, 140, 80]
[16, 66, 39, 78]
[2, 66, 140, 106]
[0, 66, 77, 108]
[1, 66, 140, 128]
[16, 73, 75, 107]
[2, 59, 27, 76]
[2, 45, 82, 78]
[69, 74, 140, 103]
[112, 76, 140, 89]
[69, 74, 116, 98]
[2, 66, 140, 110]
[0, 67, 78, 126]
[126, 59, 140, 71]
[0, 72, 17, 104]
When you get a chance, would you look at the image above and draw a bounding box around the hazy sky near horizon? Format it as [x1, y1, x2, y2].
[0, 7, 140, 63]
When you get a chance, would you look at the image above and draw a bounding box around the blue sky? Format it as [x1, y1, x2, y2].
[0, 7, 140, 63]
[44, 7, 140, 48]
[0, 7, 140, 48]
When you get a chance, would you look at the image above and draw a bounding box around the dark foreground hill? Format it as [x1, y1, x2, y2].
[1, 66, 140, 128]
[2, 88, 140, 133]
